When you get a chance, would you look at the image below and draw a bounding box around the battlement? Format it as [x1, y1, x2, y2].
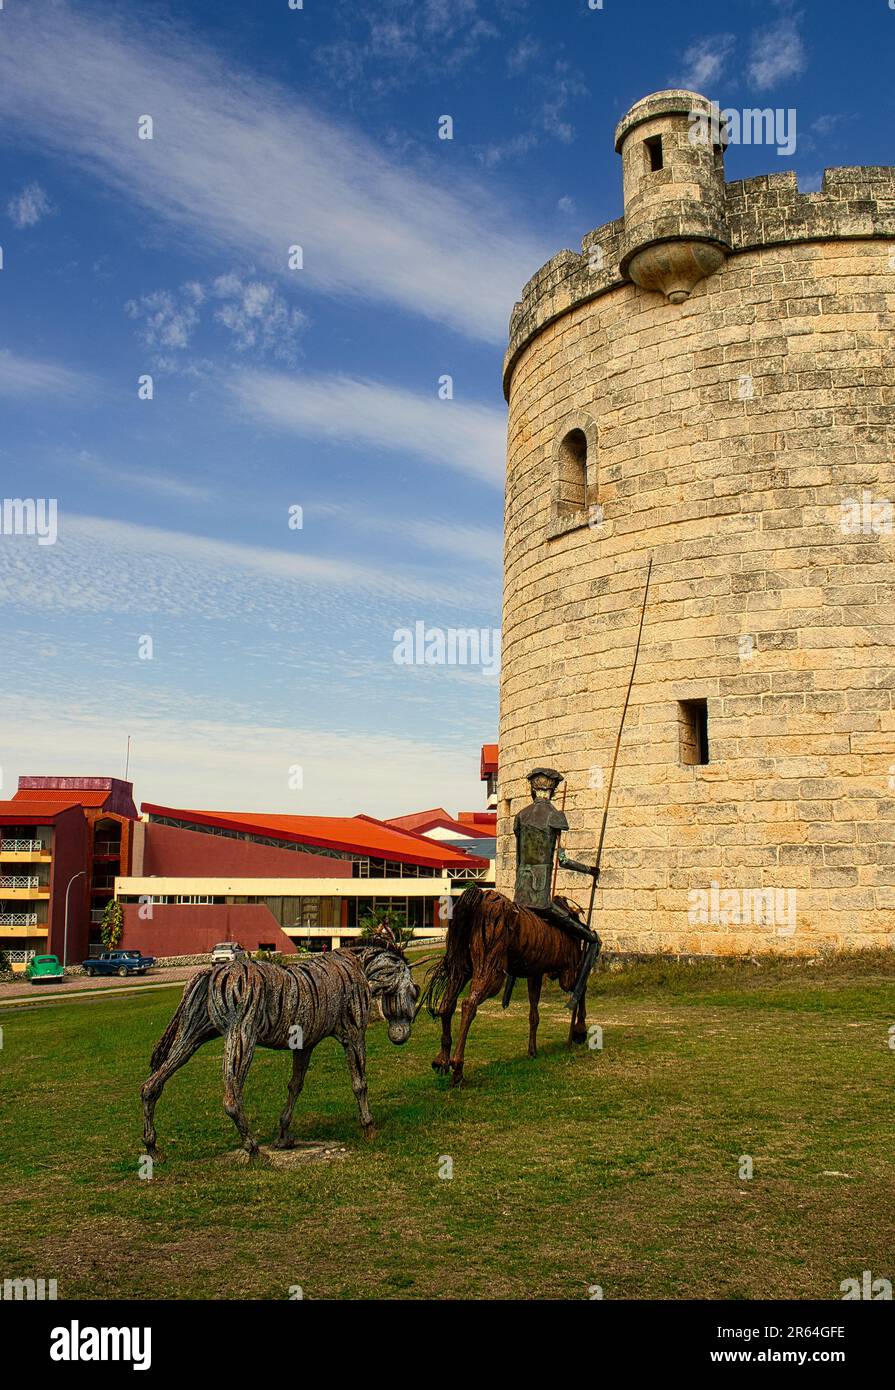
[504, 91, 895, 399]
[498, 90, 895, 957]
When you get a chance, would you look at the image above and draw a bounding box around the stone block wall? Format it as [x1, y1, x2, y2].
[499, 206, 895, 951]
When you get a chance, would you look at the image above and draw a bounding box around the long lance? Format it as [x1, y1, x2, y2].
[550, 778, 568, 900]
[585, 555, 653, 930]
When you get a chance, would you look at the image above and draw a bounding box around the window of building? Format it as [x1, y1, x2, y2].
[678, 699, 709, 766]
[645, 135, 663, 171]
[556, 428, 588, 515]
[549, 413, 598, 538]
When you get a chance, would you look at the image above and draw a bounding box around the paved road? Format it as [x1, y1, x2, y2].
[0, 964, 202, 1003]
[1, 944, 445, 1006]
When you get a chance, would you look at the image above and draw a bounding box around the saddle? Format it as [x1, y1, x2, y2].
[553, 894, 585, 922]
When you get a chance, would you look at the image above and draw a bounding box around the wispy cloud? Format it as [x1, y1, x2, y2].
[1, 698, 487, 818]
[210, 274, 307, 361]
[125, 283, 204, 354]
[313, 502, 503, 570]
[74, 451, 212, 504]
[125, 274, 307, 368]
[63, 514, 451, 600]
[798, 112, 855, 158]
[229, 372, 506, 487]
[673, 34, 736, 91]
[0, 3, 546, 343]
[478, 59, 587, 167]
[313, 0, 501, 92]
[0, 347, 91, 399]
[748, 15, 806, 90]
[403, 518, 502, 568]
[506, 36, 540, 77]
[6, 181, 55, 229]
[0, 512, 477, 622]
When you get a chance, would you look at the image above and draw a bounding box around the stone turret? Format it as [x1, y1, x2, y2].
[615, 90, 731, 303]
[498, 90, 895, 955]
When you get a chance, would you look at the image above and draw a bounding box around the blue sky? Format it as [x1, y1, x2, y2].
[0, 0, 892, 817]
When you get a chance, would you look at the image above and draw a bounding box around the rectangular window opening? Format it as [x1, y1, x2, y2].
[679, 698, 709, 766]
[645, 135, 664, 172]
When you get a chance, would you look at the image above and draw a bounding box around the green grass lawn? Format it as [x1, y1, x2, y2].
[1, 954, 892, 1301]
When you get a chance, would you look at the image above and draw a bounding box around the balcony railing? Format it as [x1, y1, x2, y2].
[0, 913, 38, 926]
[0, 876, 40, 889]
[0, 839, 45, 853]
[5, 949, 37, 963]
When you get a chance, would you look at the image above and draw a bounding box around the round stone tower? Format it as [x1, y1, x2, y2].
[498, 89, 895, 954]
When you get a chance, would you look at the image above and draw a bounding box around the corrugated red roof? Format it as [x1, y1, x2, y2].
[12, 787, 110, 807]
[387, 808, 495, 839]
[141, 804, 488, 869]
[386, 808, 451, 832]
[0, 798, 85, 820]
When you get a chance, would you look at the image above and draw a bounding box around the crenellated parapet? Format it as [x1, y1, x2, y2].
[504, 93, 895, 399]
[498, 89, 895, 954]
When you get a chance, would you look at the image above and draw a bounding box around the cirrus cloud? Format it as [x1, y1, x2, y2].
[6, 181, 55, 229]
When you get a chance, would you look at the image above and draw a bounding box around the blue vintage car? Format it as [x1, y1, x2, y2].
[81, 949, 156, 978]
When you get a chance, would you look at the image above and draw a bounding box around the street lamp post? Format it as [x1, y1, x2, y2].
[63, 870, 86, 970]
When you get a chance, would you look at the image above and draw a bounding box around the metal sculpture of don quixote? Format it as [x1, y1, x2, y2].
[420, 556, 653, 1083]
[141, 927, 420, 1162]
[141, 560, 651, 1150]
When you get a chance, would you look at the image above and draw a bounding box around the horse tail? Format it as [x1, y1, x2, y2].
[149, 968, 212, 1071]
[419, 883, 483, 1018]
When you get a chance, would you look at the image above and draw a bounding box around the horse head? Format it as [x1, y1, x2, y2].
[356, 942, 418, 1045]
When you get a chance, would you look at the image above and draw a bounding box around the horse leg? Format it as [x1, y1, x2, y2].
[272, 1047, 312, 1149]
[340, 1028, 377, 1141]
[140, 1019, 217, 1163]
[527, 975, 542, 1058]
[432, 973, 467, 1075]
[449, 960, 503, 1086]
[222, 1025, 262, 1160]
[568, 993, 588, 1046]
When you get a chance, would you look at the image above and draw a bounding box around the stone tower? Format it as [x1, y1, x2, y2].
[498, 89, 895, 953]
[616, 90, 730, 304]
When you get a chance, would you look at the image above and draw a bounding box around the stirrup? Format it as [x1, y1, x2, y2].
[567, 941, 600, 1010]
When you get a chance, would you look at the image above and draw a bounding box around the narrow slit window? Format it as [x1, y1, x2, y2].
[556, 428, 588, 514]
[645, 135, 664, 171]
[679, 699, 709, 766]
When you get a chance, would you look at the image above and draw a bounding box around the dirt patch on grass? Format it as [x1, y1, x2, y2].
[217, 1142, 349, 1169]
[21, 1219, 229, 1300]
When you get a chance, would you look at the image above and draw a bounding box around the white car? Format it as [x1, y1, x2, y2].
[210, 942, 246, 963]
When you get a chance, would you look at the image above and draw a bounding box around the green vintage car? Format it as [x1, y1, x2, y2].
[25, 954, 66, 984]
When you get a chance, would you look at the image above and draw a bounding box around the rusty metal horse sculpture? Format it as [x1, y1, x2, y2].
[141, 939, 418, 1161]
[420, 884, 593, 1084]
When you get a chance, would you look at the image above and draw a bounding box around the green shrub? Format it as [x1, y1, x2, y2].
[358, 906, 413, 945]
[100, 900, 124, 951]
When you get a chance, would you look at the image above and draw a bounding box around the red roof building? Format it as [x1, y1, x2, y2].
[385, 807, 496, 841]
[480, 743, 498, 807]
[0, 777, 138, 969]
[140, 804, 486, 872]
[1, 751, 498, 966]
[109, 801, 493, 957]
